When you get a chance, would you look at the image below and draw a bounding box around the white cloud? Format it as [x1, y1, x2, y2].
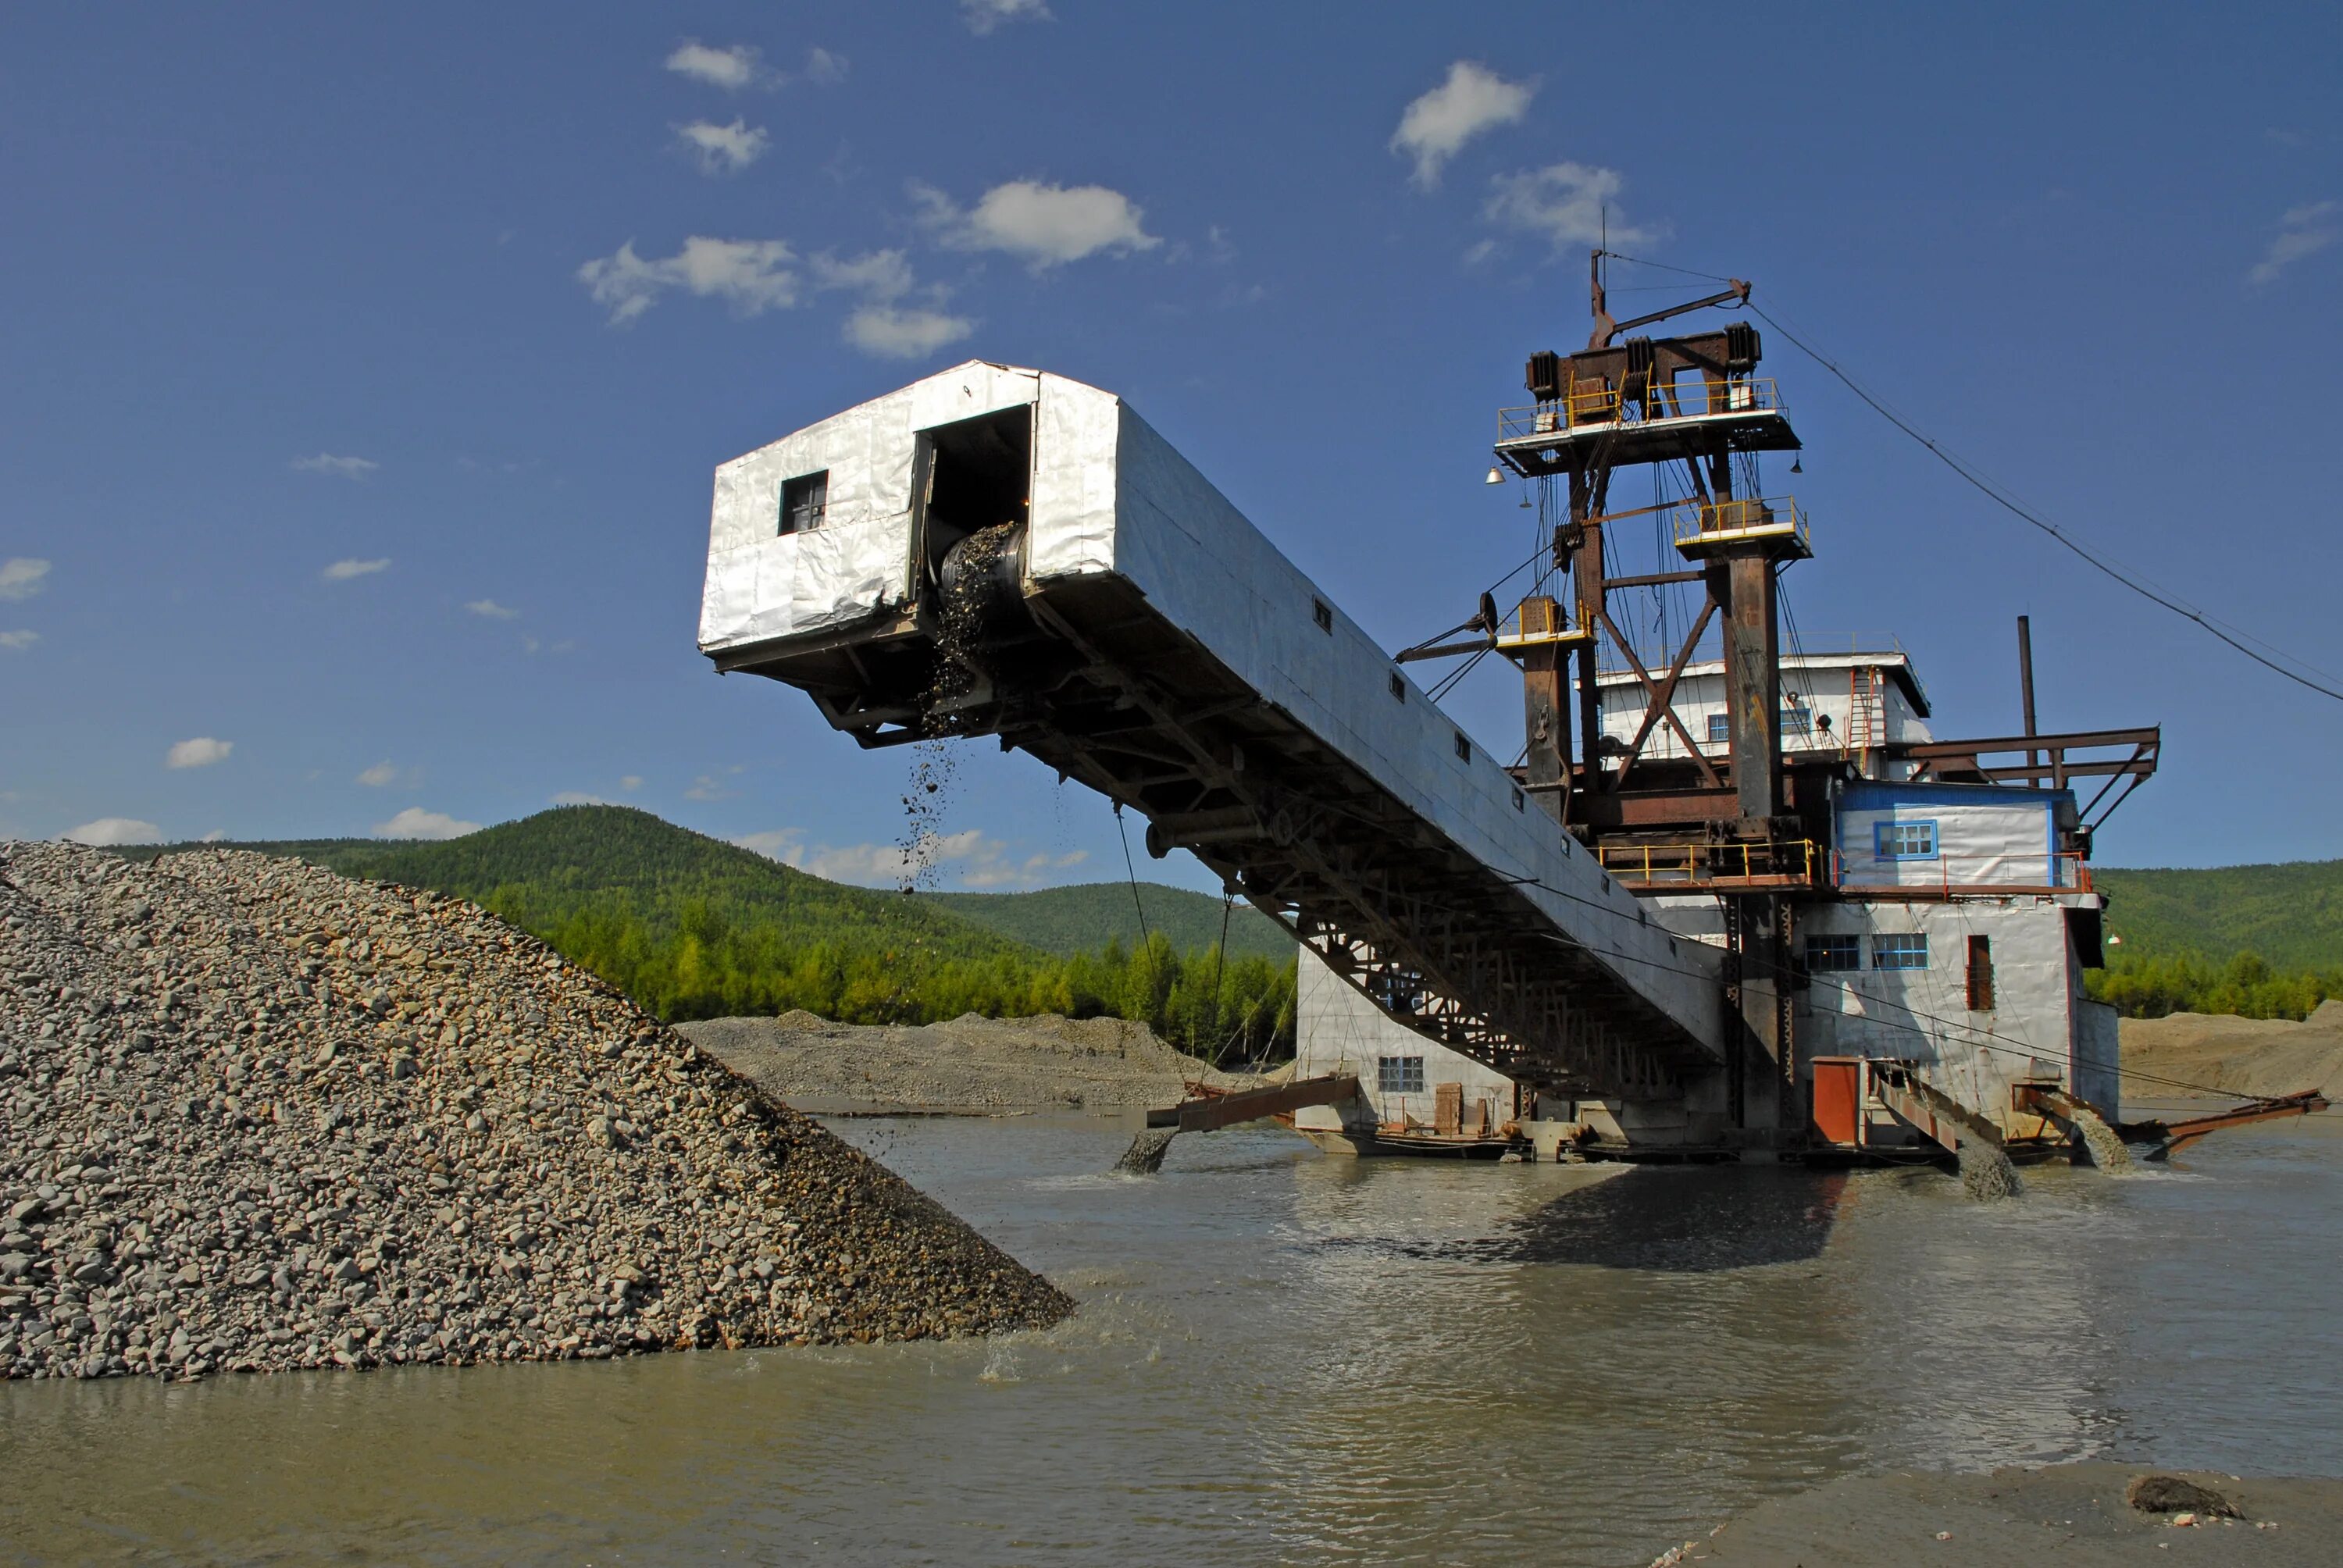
[675, 117, 769, 175]
[290, 453, 378, 479]
[846, 305, 975, 358]
[323, 557, 390, 581]
[0, 629, 36, 651]
[0, 558, 51, 600]
[63, 818, 162, 846]
[166, 737, 233, 770]
[811, 248, 916, 300]
[1392, 62, 1535, 187]
[961, 0, 1051, 35]
[804, 47, 848, 84]
[735, 826, 1088, 888]
[374, 807, 482, 840]
[578, 237, 797, 324]
[551, 791, 610, 806]
[811, 248, 975, 359]
[464, 597, 520, 619]
[2250, 199, 2339, 284]
[920, 180, 1161, 268]
[684, 772, 737, 801]
[355, 761, 400, 787]
[665, 41, 765, 90]
[197, 829, 227, 843]
[620, 775, 644, 791]
[1485, 161, 1648, 251]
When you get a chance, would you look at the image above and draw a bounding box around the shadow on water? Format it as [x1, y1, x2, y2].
[1482, 1164, 1852, 1270]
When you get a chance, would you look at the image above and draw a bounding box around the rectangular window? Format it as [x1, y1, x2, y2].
[1454, 731, 1471, 762]
[1966, 935, 1995, 1010]
[1874, 820, 1938, 861]
[779, 470, 829, 535]
[1872, 933, 1929, 971]
[1377, 1056, 1426, 1094]
[1804, 934, 1861, 972]
[1389, 672, 1406, 702]
[1312, 598, 1333, 633]
[1706, 712, 1731, 743]
[1781, 705, 1812, 735]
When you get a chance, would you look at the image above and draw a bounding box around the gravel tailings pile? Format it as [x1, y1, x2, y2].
[2121, 1000, 2343, 1102]
[0, 843, 1072, 1382]
[680, 1010, 1247, 1110]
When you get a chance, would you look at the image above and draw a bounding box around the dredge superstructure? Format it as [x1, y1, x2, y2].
[696, 268, 2163, 1167]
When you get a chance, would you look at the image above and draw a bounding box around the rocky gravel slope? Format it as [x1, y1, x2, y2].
[0, 843, 1072, 1381]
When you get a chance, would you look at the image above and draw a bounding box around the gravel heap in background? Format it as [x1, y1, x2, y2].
[0, 843, 1072, 1381]
[681, 1010, 1255, 1110]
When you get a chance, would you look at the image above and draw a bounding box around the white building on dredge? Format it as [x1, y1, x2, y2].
[1296, 651, 2127, 1156]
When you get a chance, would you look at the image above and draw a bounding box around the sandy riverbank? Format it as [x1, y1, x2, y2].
[2121, 1000, 2343, 1103]
[678, 1010, 1265, 1113]
[1652, 1463, 2343, 1566]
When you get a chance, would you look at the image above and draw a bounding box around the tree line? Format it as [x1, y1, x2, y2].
[2085, 950, 2338, 1021]
[506, 893, 1297, 1060]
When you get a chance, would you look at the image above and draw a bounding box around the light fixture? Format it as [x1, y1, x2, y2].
[1789, 451, 1803, 474]
[1484, 466, 1504, 486]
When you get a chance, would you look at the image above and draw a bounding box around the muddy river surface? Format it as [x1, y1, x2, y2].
[5, 1107, 2338, 1566]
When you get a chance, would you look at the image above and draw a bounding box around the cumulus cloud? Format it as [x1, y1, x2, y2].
[290, 453, 378, 479]
[323, 558, 390, 580]
[665, 41, 765, 90]
[374, 807, 482, 840]
[675, 117, 769, 174]
[918, 180, 1161, 267]
[166, 737, 233, 770]
[1392, 62, 1535, 187]
[464, 597, 520, 619]
[578, 237, 797, 324]
[961, 0, 1051, 34]
[1485, 161, 1648, 251]
[684, 772, 737, 801]
[355, 761, 400, 787]
[804, 47, 848, 84]
[845, 306, 976, 358]
[621, 775, 644, 791]
[0, 629, 36, 651]
[2249, 199, 2339, 284]
[63, 818, 162, 846]
[0, 558, 51, 600]
[736, 826, 1088, 888]
[811, 248, 974, 359]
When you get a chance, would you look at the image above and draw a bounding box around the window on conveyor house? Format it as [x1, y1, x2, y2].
[1378, 1056, 1425, 1094]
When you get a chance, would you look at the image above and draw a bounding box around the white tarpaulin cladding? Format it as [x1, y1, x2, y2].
[701, 362, 1723, 1054]
[1835, 783, 2065, 891]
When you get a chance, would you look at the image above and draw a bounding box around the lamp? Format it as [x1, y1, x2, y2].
[1789, 450, 1803, 474]
[1484, 466, 1504, 485]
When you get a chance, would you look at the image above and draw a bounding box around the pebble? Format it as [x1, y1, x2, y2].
[0, 842, 1074, 1381]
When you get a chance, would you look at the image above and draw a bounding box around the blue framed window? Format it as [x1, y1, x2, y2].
[1377, 1056, 1426, 1094]
[1781, 704, 1812, 735]
[1804, 934, 1861, 972]
[1872, 933, 1929, 971]
[1706, 712, 1730, 743]
[1874, 820, 1938, 861]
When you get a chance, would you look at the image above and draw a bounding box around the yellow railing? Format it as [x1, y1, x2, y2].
[1671, 495, 1810, 551]
[1599, 838, 1820, 887]
[1498, 376, 1781, 440]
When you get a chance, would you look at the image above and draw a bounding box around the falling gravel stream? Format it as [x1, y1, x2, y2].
[4, 1107, 2337, 1566]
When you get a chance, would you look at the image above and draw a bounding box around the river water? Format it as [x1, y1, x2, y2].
[5, 1106, 2338, 1566]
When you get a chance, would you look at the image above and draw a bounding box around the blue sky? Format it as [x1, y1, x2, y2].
[4, 2, 2338, 886]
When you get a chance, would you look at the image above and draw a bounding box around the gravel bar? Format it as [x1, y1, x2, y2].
[0, 843, 1073, 1382]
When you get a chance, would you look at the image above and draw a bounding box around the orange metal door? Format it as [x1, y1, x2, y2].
[1810, 1058, 1862, 1147]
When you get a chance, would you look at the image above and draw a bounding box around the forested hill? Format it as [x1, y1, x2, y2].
[930, 883, 1293, 961]
[116, 807, 1297, 1052]
[2095, 862, 2343, 971]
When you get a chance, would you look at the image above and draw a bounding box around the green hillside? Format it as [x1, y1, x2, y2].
[122, 807, 1296, 1053]
[2088, 861, 2343, 1020]
[929, 882, 1293, 961]
[2095, 862, 2343, 971]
